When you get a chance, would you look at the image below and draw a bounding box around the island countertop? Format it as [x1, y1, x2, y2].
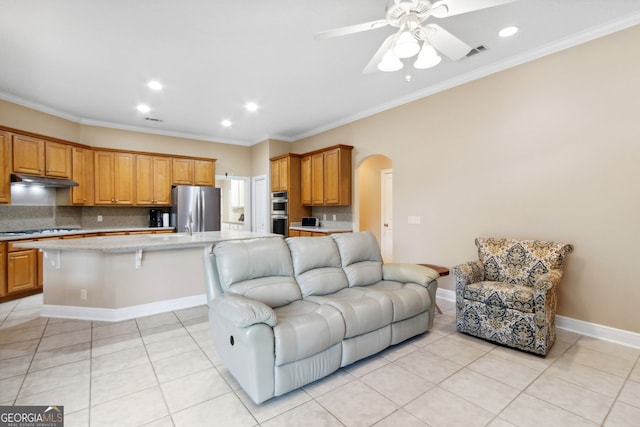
[14, 230, 279, 253]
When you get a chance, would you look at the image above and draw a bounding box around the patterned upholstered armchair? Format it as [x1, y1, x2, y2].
[453, 238, 573, 356]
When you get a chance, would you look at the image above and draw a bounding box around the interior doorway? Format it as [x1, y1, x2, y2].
[357, 155, 393, 260]
[215, 175, 250, 231]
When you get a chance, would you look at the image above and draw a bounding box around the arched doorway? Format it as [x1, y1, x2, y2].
[357, 155, 393, 261]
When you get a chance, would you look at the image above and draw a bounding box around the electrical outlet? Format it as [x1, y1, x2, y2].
[97, 215, 103, 222]
[332, 214, 337, 221]
[80, 289, 87, 300]
[323, 214, 327, 221]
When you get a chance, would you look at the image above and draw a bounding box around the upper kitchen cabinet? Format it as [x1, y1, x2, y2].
[301, 145, 353, 206]
[0, 132, 10, 203]
[136, 155, 171, 205]
[270, 155, 290, 192]
[94, 151, 134, 205]
[172, 158, 215, 186]
[12, 135, 72, 179]
[70, 146, 94, 205]
[270, 153, 310, 222]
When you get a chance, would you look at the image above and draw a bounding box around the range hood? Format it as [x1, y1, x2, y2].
[11, 173, 79, 188]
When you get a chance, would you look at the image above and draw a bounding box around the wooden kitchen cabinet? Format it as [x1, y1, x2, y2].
[94, 151, 134, 205]
[310, 153, 324, 205]
[0, 242, 6, 297]
[0, 132, 10, 204]
[172, 158, 215, 186]
[7, 241, 37, 294]
[270, 156, 290, 192]
[269, 154, 310, 223]
[12, 135, 72, 179]
[136, 155, 171, 205]
[70, 146, 94, 205]
[301, 145, 353, 206]
[194, 160, 215, 186]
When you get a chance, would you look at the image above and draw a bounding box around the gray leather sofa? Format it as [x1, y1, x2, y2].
[203, 231, 440, 404]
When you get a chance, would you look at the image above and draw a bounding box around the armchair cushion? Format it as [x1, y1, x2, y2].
[464, 281, 535, 313]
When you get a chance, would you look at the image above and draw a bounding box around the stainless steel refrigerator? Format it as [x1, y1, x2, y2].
[170, 186, 221, 233]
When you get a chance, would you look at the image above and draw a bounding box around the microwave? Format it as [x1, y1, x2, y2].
[301, 217, 320, 227]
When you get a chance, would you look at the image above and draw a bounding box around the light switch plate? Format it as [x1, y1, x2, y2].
[408, 216, 421, 225]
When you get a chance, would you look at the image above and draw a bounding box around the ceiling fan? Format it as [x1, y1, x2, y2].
[316, 0, 517, 74]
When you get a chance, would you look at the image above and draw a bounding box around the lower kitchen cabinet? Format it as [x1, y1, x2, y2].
[288, 229, 350, 237]
[0, 242, 6, 297]
[7, 244, 37, 294]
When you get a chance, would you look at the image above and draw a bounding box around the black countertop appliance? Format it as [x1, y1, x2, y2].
[149, 209, 163, 227]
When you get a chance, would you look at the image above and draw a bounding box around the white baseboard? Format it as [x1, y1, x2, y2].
[41, 294, 207, 322]
[436, 288, 640, 349]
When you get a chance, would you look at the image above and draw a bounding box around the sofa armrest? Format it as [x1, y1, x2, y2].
[382, 263, 440, 286]
[210, 294, 277, 328]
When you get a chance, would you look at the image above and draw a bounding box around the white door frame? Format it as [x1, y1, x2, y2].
[381, 168, 393, 262]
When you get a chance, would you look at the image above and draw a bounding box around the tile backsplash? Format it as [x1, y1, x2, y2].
[0, 206, 158, 232]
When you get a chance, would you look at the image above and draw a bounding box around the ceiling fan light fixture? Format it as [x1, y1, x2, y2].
[413, 43, 441, 69]
[377, 51, 403, 72]
[393, 31, 421, 58]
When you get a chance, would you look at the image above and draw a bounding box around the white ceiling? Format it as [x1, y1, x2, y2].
[1, 0, 639, 146]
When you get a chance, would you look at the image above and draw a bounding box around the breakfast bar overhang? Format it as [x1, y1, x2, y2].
[16, 231, 277, 322]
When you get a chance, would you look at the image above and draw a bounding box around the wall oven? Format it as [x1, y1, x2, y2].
[271, 191, 288, 216]
[272, 215, 288, 237]
[271, 191, 288, 236]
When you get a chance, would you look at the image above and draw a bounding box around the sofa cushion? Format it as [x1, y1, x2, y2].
[287, 236, 349, 296]
[306, 287, 393, 338]
[367, 281, 432, 322]
[273, 300, 345, 366]
[332, 231, 383, 287]
[214, 237, 301, 308]
[464, 281, 535, 313]
[475, 238, 573, 287]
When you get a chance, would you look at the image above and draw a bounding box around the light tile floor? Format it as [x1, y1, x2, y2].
[1, 294, 639, 426]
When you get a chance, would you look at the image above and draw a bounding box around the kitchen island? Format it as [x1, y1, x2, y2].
[16, 230, 278, 321]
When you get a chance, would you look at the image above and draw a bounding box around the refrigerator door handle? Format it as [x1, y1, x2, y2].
[199, 189, 205, 232]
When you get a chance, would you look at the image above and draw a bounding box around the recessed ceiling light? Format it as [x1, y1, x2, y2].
[136, 104, 151, 113]
[499, 26, 518, 38]
[221, 119, 232, 127]
[245, 102, 259, 112]
[148, 81, 163, 90]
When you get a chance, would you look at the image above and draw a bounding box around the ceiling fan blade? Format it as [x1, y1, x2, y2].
[315, 19, 389, 40]
[363, 34, 395, 74]
[430, 0, 517, 19]
[423, 24, 472, 60]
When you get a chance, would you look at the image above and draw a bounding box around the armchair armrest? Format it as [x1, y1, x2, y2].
[533, 269, 564, 292]
[452, 260, 484, 287]
[382, 263, 440, 286]
[210, 294, 277, 328]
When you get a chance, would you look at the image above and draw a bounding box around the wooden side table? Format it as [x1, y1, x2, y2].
[419, 264, 450, 314]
